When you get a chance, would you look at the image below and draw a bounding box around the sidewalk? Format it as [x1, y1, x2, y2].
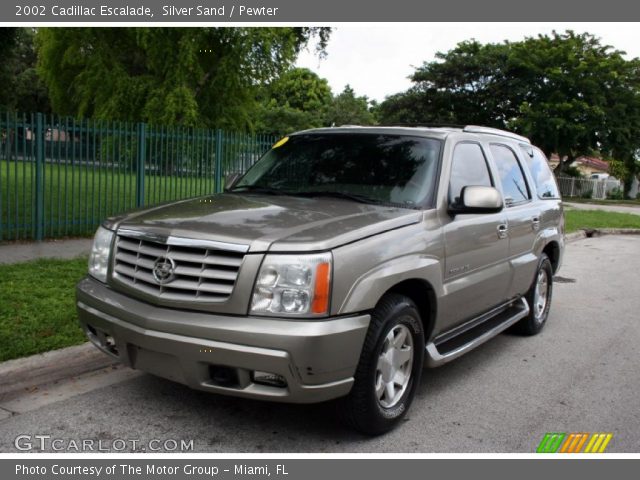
[564, 201, 640, 216]
[0, 238, 92, 264]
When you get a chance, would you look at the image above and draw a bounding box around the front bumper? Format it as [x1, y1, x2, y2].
[76, 277, 370, 403]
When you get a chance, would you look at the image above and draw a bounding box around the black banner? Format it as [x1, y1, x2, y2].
[4, 0, 640, 22]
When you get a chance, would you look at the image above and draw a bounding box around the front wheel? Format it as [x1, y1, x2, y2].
[339, 294, 425, 435]
[514, 253, 554, 336]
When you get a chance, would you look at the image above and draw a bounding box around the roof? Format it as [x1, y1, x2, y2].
[576, 156, 609, 172]
[548, 154, 609, 171]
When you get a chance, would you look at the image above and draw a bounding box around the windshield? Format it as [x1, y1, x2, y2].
[232, 133, 442, 207]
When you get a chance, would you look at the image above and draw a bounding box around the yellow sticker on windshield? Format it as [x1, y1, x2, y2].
[272, 136, 289, 149]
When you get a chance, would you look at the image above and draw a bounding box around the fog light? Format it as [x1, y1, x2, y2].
[209, 365, 239, 388]
[252, 370, 287, 388]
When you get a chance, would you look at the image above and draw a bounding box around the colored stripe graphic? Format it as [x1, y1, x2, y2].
[536, 433, 565, 453]
[537, 433, 613, 453]
[584, 433, 613, 453]
[560, 433, 577, 453]
[572, 433, 590, 453]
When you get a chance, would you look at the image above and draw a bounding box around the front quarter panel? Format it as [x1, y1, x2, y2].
[331, 213, 443, 317]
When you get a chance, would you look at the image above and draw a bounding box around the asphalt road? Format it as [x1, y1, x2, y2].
[1, 235, 639, 453]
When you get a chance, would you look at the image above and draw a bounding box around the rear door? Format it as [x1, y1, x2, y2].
[440, 141, 511, 333]
[487, 143, 540, 298]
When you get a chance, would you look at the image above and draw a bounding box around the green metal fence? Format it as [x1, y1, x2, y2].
[0, 112, 277, 241]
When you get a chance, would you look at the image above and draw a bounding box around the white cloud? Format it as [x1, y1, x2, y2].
[296, 23, 640, 102]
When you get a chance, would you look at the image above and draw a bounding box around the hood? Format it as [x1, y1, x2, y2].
[113, 193, 422, 252]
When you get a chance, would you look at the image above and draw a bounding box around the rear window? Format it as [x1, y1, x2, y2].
[519, 146, 560, 199]
[490, 144, 531, 205]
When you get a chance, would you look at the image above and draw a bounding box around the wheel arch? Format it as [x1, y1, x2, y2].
[383, 278, 437, 343]
[336, 254, 442, 333]
[542, 240, 561, 273]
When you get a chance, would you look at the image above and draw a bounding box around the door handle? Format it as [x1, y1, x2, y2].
[497, 224, 508, 239]
[531, 216, 540, 231]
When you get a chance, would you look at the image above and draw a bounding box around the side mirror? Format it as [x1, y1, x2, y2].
[449, 186, 503, 215]
[224, 172, 243, 191]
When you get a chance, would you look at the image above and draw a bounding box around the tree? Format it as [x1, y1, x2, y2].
[379, 40, 516, 127]
[254, 105, 319, 136]
[508, 32, 640, 184]
[255, 67, 334, 135]
[35, 27, 330, 130]
[324, 85, 375, 126]
[255, 74, 377, 135]
[268, 67, 333, 113]
[378, 31, 640, 194]
[0, 28, 51, 113]
[375, 91, 426, 125]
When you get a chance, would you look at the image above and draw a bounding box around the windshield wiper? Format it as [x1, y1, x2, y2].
[228, 185, 289, 195]
[293, 190, 381, 205]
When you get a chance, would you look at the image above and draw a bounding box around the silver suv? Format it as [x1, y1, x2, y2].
[76, 126, 564, 434]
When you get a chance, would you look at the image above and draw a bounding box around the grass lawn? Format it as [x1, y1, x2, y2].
[0, 159, 215, 241]
[0, 256, 89, 362]
[564, 209, 640, 233]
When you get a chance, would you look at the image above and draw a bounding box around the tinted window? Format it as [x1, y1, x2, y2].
[490, 144, 530, 205]
[520, 146, 560, 199]
[235, 134, 442, 207]
[449, 143, 493, 204]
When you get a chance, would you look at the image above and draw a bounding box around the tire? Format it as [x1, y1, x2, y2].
[339, 293, 425, 435]
[513, 253, 554, 336]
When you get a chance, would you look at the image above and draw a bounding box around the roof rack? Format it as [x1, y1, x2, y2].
[462, 125, 530, 144]
[380, 123, 466, 129]
[333, 123, 531, 144]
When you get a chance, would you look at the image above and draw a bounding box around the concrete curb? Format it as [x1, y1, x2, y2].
[0, 343, 116, 404]
[565, 228, 640, 243]
[591, 228, 640, 235]
[565, 231, 587, 243]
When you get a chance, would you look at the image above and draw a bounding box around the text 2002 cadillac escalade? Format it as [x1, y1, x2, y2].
[76, 125, 564, 434]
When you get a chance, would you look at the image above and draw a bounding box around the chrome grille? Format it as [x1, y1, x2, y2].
[112, 234, 245, 303]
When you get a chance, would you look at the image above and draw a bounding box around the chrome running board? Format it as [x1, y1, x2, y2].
[425, 297, 529, 367]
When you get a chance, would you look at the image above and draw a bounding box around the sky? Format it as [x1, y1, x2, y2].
[295, 23, 640, 102]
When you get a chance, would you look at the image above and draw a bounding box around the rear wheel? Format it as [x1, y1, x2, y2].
[514, 254, 553, 335]
[339, 294, 425, 435]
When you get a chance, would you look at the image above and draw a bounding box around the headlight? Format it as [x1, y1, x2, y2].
[88, 226, 114, 283]
[250, 253, 332, 317]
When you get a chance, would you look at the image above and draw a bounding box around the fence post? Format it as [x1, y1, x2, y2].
[214, 129, 223, 193]
[136, 122, 146, 207]
[34, 112, 45, 241]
